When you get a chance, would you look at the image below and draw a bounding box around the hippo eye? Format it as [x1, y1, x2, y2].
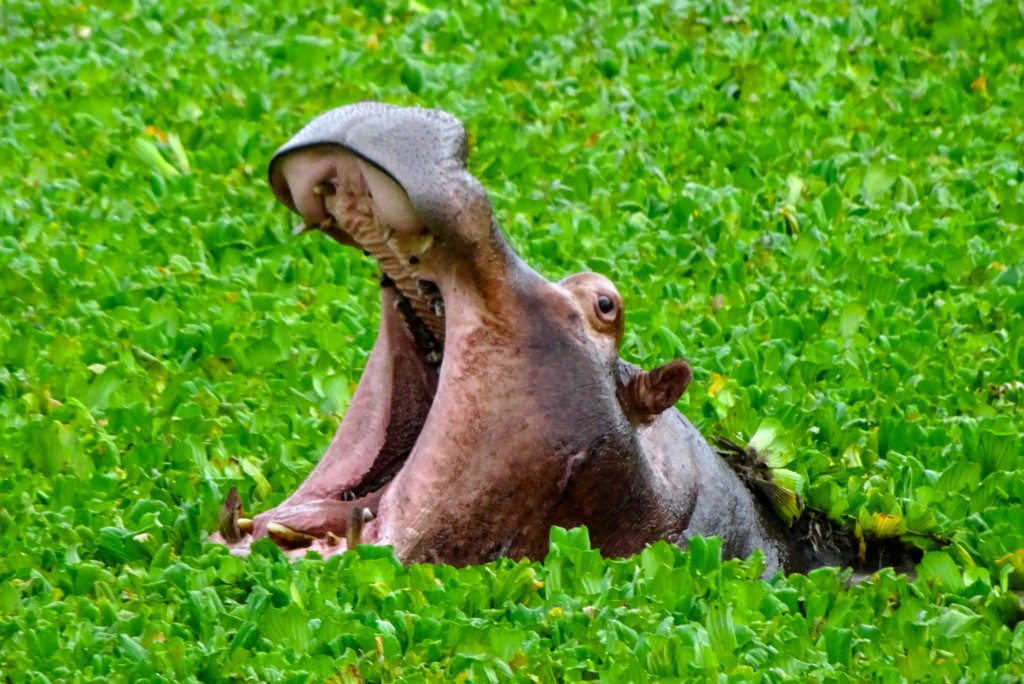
[597, 295, 615, 315]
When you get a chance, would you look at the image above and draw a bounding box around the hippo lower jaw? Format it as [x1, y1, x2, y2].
[221, 108, 528, 559]
[239, 169, 449, 555]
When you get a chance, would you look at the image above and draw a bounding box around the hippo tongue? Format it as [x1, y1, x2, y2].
[251, 272, 438, 533]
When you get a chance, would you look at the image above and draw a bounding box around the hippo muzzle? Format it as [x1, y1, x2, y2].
[215, 102, 802, 573]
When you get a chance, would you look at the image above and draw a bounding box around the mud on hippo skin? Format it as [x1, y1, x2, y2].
[212, 102, 806, 575]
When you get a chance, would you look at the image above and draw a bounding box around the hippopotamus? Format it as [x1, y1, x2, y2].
[214, 102, 810, 575]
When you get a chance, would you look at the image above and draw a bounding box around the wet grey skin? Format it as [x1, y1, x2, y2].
[211, 102, 809, 575]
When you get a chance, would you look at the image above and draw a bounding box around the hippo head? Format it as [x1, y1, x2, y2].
[236, 103, 693, 564]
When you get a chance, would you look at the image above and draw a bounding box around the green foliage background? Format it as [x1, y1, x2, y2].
[2, 0, 1023, 680]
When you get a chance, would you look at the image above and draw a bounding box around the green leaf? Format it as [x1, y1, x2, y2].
[688, 536, 723, 576]
[706, 600, 738, 657]
[238, 456, 271, 498]
[838, 302, 866, 339]
[822, 627, 852, 666]
[820, 184, 844, 220]
[134, 137, 181, 177]
[748, 419, 792, 468]
[860, 167, 896, 203]
[258, 603, 311, 651]
[918, 552, 964, 592]
[166, 132, 192, 175]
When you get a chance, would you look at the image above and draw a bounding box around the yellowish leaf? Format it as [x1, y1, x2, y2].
[708, 372, 726, 398]
[995, 548, 1024, 572]
[871, 512, 902, 538]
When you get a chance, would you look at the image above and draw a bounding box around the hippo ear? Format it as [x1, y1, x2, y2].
[268, 102, 494, 247]
[618, 360, 693, 424]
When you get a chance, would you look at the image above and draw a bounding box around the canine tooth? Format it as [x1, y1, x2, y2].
[237, 517, 254, 533]
[319, 217, 335, 229]
[326, 531, 341, 546]
[312, 182, 336, 196]
[346, 507, 373, 549]
[432, 298, 445, 318]
[218, 487, 243, 543]
[293, 223, 315, 236]
[267, 522, 314, 544]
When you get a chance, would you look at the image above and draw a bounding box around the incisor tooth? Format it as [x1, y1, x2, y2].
[293, 222, 315, 236]
[267, 522, 314, 544]
[312, 182, 336, 196]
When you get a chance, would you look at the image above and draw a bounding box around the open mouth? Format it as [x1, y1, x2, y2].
[239, 145, 453, 552]
[216, 102, 505, 559]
